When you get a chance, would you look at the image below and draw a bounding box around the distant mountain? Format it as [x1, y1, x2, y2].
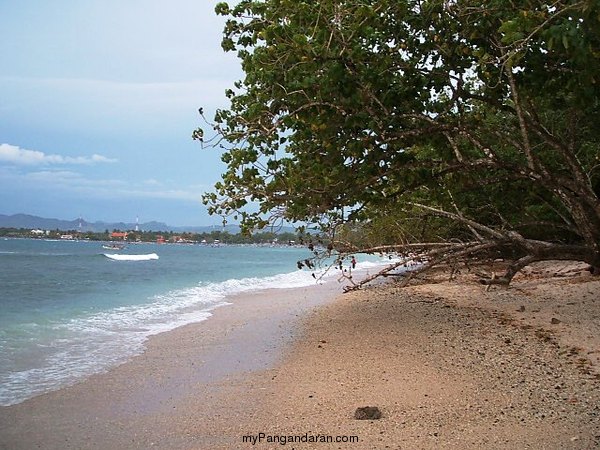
[0, 213, 172, 233]
[0, 213, 294, 234]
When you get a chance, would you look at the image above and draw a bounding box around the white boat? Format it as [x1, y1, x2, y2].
[103, 253, 159, 261]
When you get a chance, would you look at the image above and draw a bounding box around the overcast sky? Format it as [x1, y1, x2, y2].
[0, 0, 242, 226]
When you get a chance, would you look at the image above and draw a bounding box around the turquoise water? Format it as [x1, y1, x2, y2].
[0, 239, 322, 406]
[0, 238, 393, 406]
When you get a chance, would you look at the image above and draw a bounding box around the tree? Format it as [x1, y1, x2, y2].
[197, 0, 600, 286]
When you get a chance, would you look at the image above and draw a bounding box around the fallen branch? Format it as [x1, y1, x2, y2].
[343, 241, 498, 292]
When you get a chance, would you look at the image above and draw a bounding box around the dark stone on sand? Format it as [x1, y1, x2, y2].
[354, 406, 382, 420]
[551, 317, 561, 324]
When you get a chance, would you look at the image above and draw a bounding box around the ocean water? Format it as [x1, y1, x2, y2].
[0, 238, 390, 406]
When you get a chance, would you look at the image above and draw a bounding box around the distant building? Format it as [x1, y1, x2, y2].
[111, 232, 128, 240]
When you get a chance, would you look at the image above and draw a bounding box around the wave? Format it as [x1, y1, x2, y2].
[103, 253, 159, 261]
[0, 266, 338, 406]
[0, 253, 400, 406]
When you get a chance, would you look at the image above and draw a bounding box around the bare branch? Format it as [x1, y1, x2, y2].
[407, 202, 507, 240]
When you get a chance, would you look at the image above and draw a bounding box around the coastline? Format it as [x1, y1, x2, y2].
[0, 280, 342, 450]
[1, 261, 599, 449]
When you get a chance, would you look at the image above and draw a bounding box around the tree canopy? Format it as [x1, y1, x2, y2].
[197, 0, 600, 286]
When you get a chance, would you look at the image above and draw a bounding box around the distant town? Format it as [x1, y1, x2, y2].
[0, 227, 301, 246]
[0, 213, 303, 245]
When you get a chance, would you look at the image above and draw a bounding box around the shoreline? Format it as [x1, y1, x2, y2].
[0, 279, 343, 449]
[1, 261, 599, 449]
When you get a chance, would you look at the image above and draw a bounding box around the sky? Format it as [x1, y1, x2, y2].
[0, 0, 243, 226]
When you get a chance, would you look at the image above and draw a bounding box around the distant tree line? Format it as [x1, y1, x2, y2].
[0, 227, 301, 245]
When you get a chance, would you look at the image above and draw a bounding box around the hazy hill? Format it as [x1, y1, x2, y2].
[0, 214, 296, 234]
[0, 214, 172, 232]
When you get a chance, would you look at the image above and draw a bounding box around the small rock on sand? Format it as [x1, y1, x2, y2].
[354, 406, 382, 420]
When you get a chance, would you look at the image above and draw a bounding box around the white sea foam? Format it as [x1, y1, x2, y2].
[0, 247, 402, 407]
[0, 266, 341, 406]
[103, 253, 159, 261]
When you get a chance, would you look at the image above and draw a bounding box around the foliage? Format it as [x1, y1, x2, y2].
[198, 0, 600, 284]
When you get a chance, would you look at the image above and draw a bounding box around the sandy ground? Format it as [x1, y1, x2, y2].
[1, 261, 599, 449]
[218, 261, 600, 449]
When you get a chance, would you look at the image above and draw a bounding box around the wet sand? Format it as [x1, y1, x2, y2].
[0, 281, 342, 449]
[1, 262, 599, 449]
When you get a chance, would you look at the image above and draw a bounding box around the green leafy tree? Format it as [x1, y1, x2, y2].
[198, 0, 600, 285]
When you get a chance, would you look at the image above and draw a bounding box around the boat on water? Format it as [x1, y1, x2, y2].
[102, 243, 126, 250]
[103, 253, 159, 261]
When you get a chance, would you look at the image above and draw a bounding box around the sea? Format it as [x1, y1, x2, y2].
[0, 238, 390, 406]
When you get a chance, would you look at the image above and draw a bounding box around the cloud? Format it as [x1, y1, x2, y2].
[0, 143, 118, 166]
[0, 155, 209, 206]
[10, 168, 205, 202]
[24, 170, 126, 188]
